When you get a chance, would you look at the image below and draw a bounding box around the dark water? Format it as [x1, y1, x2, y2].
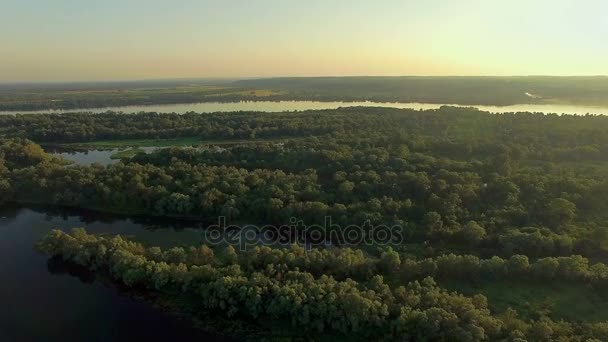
[0, 205, 227, 341]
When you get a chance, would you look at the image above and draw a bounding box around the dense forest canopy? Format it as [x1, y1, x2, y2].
[2, 106, 608, 340]
[2, 76, 608, 111]
[1, 107, 608, 252]
[37, 228, 608, 341]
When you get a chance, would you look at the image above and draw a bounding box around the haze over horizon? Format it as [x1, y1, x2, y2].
[2, 0, 607, 82]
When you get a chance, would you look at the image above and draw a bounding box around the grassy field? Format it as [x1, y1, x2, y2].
[109, 148, 147, 159]
[442, 279, 608, 322]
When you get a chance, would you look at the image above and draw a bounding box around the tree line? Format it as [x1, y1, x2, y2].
[37, 228, 608, 341]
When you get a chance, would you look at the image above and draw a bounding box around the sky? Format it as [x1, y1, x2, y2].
[1, 0, 607, 82]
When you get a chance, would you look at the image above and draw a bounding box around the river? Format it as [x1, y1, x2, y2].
[0, 204, 226, 341]
[1, 100, 608, 115]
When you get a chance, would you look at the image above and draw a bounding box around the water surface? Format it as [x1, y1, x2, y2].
[46, 147, 160, 166]
[2, 100, 607, 115]
[0, 205, 223, 341]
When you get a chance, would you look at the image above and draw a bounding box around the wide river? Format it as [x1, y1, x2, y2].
[0, 204, 227, 341]
[2, 100, 608, 115]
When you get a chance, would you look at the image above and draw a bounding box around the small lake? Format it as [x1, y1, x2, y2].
[46, 147, 160, 166]
[51, 149, 120, 166]
[0, 205, 225, 341]
[2, 100, 608, 115]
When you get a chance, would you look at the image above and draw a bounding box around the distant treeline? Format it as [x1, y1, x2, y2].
[0, 84, 272, 111]
[236, 76, 608, 106]
[2, 76, 608, 110]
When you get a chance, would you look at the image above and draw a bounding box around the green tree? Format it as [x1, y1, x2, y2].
[378, 247, 401, 273]
[459, 220, 486, 246]
[544, 198, 577, 228]
[224, 245, 238, 265]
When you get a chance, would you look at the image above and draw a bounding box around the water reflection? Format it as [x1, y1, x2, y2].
[53, 149, 120, 166]
[44, 146, 161, 166]
[47, 257, 96, 284]
[1, 100, 607, 115]
[0, 205, 228, 341]
[25, 203, 211, 230]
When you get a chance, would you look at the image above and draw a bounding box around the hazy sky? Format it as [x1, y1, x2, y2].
[1, 0, 607, 82]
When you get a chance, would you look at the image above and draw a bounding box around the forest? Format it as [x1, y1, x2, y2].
[235, 76, 608, 106]
[2, 76, 608, 111]
[2, 106, 608, 340]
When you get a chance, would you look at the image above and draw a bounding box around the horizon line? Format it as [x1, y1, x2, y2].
[1, 74, 608, 85]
